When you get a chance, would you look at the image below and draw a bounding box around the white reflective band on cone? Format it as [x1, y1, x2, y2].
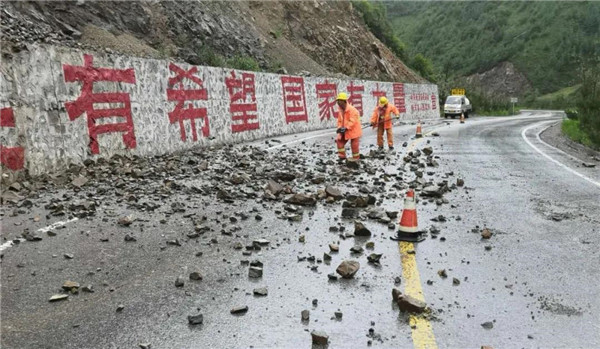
[404, 199, 416, 210]
[398, 225, 418, 233]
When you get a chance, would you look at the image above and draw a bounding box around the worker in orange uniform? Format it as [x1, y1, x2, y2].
[370, 97, 399, 150]
[335, 92, 362, 162]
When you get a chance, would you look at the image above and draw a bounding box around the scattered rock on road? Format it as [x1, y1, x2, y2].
[175, 276, 185, 287]
[265, 180, 284, 196]
[189, 271, 203, 280]
[354, 221, 371, 236]
[336, 260, 360, 278]
[49, 294, 69, 302]
[301, 309, 310, 321]
[395, 293, 426, 314]
[284, 193, 316, 206]
[124, 234, 137, 242]
[118, 216, 134, 226]
[253, 287, 268, 296]
[249, 266, 263, 278]
[325, 186, 343, 200]
[62, 281, 80, 291]
[481, 321, 494, 329]
[311, 330, 329, 345]
[367, 253, 382, 264]
[22, 231, 42, 241]
[231, 305, 249, 314]
[481, 228, 493, 239]
[71, 176, 88, 188]
[188, 313, 203, 325]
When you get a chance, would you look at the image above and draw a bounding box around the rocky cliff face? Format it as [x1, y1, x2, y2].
[1, 0, 423, 83]
[465, 62, 532, 98]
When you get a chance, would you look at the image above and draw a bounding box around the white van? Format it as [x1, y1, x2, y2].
[444, 95, 472, 118]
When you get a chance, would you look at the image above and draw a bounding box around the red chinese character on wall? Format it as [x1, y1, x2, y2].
[431, 94, 437, 110]
[63, 54, 137, 154]
[315, 80, 337, 121]
[371, 83, 387, 102]
[393, 83, 406, 113]
[281, 76, 308, 123]
[167, 63, 210, 142]
[347, 81, 364, 116]
[0, 107, 25, 170]
[225, 71, 259, 133]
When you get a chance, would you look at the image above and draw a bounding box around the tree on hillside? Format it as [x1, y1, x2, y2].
[576, 49, 600, 147]
[412, 54, 435, 82]
[352, 0, 406, 60]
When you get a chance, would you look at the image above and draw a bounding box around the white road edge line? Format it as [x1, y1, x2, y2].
[0, 240, 18, 252]
[265, 120, 445, 151]
[0, 217, 79, 253]
[521, 121, 600, 188]
[265, 129, 334, 151]
[535, 121, 594, 164]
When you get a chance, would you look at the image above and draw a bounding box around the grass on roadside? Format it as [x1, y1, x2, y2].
[536, 84, 581, 103]
[561, 119, 594, 148]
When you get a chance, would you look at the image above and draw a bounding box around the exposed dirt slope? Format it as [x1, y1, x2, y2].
[465, 62, 533, 98]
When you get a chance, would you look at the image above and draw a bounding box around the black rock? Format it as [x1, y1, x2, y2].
[188, 314, 203, 325]
[481, 321, 494, 329]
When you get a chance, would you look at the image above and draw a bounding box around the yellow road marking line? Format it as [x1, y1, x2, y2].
[400, 133, 438, 349]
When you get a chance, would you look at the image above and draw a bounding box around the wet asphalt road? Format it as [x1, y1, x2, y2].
[1, 111, 599, 349]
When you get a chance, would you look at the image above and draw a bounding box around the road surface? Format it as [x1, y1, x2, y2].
[1, 111, 599, 349]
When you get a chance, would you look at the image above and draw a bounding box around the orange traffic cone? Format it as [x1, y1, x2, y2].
[391, 189, 425, 242]
[415, 121, 423, 138]
[460, 113, 465, 124]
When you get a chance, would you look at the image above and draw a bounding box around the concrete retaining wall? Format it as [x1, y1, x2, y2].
[1, 45, 439, 176]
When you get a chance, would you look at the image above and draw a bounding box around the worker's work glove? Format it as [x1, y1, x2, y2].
[339, 127, 347, 134]
[395, 114, 399, 119]
[336, 128, 342, 134]
[370, 122, 376, 127]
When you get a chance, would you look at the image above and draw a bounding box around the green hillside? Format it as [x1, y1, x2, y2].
[386, 1, 600, 95]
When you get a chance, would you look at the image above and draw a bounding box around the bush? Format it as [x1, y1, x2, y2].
[576, 57, 600, 147]
[565, 108, 579, 120]
[226, 55, 261, 72]
[561, 119, 594, 147]
[353, 0, 407, 60]
[196, 45, 225, 68]
[412, 53, 435, 82]
[194, 45, 261, 73]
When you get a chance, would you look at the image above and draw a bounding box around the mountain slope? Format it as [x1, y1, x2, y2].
[0, 1, 423, 83]
[386, 1, 600, 94]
